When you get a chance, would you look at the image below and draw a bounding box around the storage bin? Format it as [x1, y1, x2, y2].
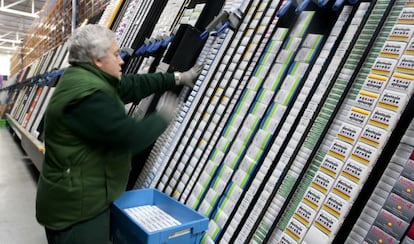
[111, 188, 208, 244]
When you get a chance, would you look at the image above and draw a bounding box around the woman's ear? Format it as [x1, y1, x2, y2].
[92, 56, 102, 68]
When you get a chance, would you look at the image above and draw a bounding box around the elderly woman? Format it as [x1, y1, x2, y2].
[36, 24, 201, 244]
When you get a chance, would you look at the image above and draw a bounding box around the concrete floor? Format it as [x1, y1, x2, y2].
[0, 127, 47, 244]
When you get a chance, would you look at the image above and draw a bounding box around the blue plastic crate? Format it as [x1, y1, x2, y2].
[111, 189, 208, 244]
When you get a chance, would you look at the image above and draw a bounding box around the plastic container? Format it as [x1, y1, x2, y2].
[111, 188, 208, 244]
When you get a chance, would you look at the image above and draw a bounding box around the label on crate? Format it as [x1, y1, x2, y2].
[371, 58, 398, 76]
[320, 155, 344, 178]
[341, 159, 369, 183]
[347, 107, 371, 127]
[313, 209, 340, 236]
[380, 41, 406, 59]
[354, 90, 380, 110]
[398, 8, 414, 25]
[383, 192, 414, 222]
[311, 172, 335, 194]
[363, 74, 389, 93]
[369, 107, 398, 130]
[359, 124, 389, 148]
[374, 209, 409, 239]
[402, 159, 414, 180]
[285, 218, 308, 242]
[124, 205, 181, 232]
[328, 139, 353, 161]
[392, 176, 414, 202]
[388, 73, 414, 94]
[365, 226, 399, 244]
[294, 202, 317, 227]
[388, 25, 414, 42]
[350, 141, 379, 165]
[396, 55, 414, 75]
[322, 192, 349, 219]
[337, 123, 362, 145]
[303, 187, 326, 210]
[378, 90, 408, 113]
[332, 176, 359, 201]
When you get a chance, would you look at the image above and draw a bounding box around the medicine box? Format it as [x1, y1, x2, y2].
[111, 189, 208, 244]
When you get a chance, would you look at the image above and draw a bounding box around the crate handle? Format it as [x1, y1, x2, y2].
[168, 228, 191, 239]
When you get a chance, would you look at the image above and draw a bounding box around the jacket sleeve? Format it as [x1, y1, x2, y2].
[63, 91, 169, 154]
[118, 72, 176, 104]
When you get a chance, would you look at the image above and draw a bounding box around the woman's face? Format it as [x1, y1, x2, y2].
[93, 41, 124, 80]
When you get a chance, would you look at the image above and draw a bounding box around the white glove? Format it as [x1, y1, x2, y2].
[175, 64, 203, 87]
[156, 92, 179, 123]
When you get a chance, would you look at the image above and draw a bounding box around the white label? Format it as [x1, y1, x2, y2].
[332, 176, 359, 201]
[388, 73, 414, 94]
[371, 58, 397, 76]
[311, 172, 335, 194]
[303, 187, 326, 210]
[320, 156, 344, 178]
[294, 202, 317, 227]
[378, 90, 408, 113]
[363, 74, 388, 93]
[380, 41, 406, 58]
[341, 159, 369, 183]
[347, 107, 371, 127]
[328, 139, 353, 161]
[350, 141, 379, 165]
[388, 25, 414, 42]
[359, 124, 389, 148]
[323, 193, 349, 219]
[337, 123, 363, 145]
[369, 107, 398, 130]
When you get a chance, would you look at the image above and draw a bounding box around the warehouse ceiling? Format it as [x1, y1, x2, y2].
[0, 0, 47, 56]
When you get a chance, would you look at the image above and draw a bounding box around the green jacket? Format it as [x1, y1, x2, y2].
[36, 63, 175, 230]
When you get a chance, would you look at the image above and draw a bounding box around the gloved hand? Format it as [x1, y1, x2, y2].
[175, 64, 203, 87]
[156, 92, 179, 123]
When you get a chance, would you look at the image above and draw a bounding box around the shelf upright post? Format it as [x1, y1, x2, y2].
[72, 0, 77, 33]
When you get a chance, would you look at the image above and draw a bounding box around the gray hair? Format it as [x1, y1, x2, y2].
[68, 24, 117, 64]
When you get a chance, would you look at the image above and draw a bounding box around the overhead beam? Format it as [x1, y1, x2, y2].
[0, 38, 22, 44]
[0, 25, 29, 34]
[0, 0, 39, 18]
[0, 32, 12, 38]
[0, 45, 18, 51]
[3, 0, 27, 9]
[0, 7, 39, 18]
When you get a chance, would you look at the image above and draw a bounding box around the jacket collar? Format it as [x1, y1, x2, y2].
[71, 62, 119, 88]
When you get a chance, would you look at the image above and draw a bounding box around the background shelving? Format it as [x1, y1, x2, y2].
[3, 0, 414, 243]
